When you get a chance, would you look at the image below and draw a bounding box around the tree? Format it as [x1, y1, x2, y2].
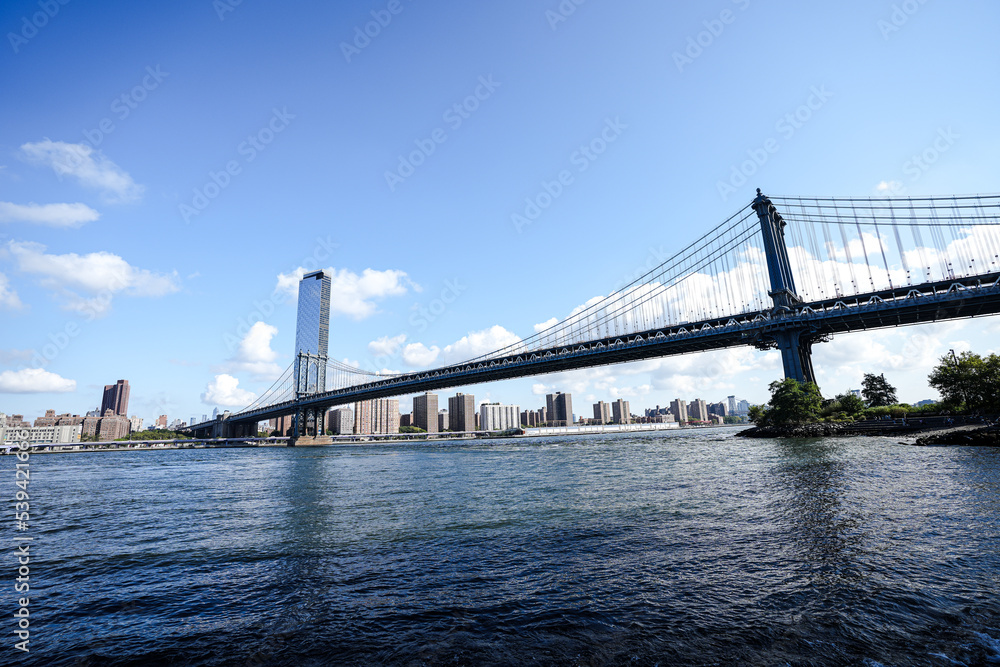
[861, 373, 897, 407]
[928, 351, 1000, 414]
[835, 392, 866, 416]
[750, 379, 823, 426]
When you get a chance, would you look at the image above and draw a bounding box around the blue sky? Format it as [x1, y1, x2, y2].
[1, 0, 998, 424]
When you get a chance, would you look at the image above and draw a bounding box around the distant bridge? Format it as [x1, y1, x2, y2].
[185, 190, 1000, 441]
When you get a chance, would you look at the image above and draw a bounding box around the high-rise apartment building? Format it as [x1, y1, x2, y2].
[129, 416, 144, 432]
[294, 270, 332, 395]
[98, 409, 130, 441]
[480, 403, 521, 431]
[546, 392, 573, 426]
[374, 399, 399, 435]
[687, 399, 707, 422]
[448, 392, 476, 432]
[707, 402, 727, 418]
[438, 411, 449, 432]
[327, 407, 353, 435]
[101, 380, 130, 417]
[593, 401, 611, 424]
[612, 399, 631, 424]
[670, 399, 688, 424]
[413, 392, 439, 433]
[353, 399, 398, 435]
[353, 400, 372, 435]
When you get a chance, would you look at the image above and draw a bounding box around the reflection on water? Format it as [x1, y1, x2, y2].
[11, 428, 1000, 666]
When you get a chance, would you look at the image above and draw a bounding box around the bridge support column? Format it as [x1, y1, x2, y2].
[773, 329, 817, 385]
[752, 189, 823, 388]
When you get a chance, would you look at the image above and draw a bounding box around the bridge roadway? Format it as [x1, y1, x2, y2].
[222, 271, 1000, 429]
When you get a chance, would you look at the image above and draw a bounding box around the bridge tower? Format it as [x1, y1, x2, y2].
[293, 351, 327, 440]
[751, 189, 819, 385]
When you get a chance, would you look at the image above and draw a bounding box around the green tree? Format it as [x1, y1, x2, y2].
[399, 425, 426, 434]
[835, 392, 866, 416]
[750, 379, 823, 426]
[861, 373, 897, 407]
[928, 351, 1000, 413]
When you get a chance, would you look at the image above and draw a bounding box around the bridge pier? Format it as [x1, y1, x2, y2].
[772, 329, 817, 385]
[753, 189, 821, 389]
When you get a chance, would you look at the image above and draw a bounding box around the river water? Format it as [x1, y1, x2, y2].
[9, 426, 1000, 665]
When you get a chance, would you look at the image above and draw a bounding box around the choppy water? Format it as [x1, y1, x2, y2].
[6, 426, 1000, 665]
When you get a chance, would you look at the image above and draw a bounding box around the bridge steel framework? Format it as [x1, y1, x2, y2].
[183, 190, 1000, 441]
[212, 272, 1000, 436]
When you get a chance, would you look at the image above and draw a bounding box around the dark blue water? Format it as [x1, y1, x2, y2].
[6, 427, 1000, 665]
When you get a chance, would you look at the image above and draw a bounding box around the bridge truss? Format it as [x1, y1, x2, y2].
[194, 191, 1000, 438]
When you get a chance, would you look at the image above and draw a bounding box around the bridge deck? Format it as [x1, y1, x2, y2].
[222, 272, 1000, 425]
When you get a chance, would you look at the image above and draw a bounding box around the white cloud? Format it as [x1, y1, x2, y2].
[20, 140, 144, 203]
[441, 325, 522, 365]
[402, 342, 440, 367]
[368, 333, 407, 356]
[533, 317, 558, 333]
[0, 368, 75, 393]
[218, 322, 283, 380]
[201, 374, 256, 407]
[0, 273, 22, 310]
[7, 240, 179, 316]
[276, 266, 415, 319]
[0, 202, 100, 228]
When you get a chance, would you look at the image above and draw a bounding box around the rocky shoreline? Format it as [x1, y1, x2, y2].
[738, 422, 999, 445]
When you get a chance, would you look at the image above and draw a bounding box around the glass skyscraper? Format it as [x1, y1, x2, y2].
[294, 270, 332, 394]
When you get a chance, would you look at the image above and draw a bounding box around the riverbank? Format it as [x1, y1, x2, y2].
[913, 425, 1000, 446]
[738, 420, 999, 445]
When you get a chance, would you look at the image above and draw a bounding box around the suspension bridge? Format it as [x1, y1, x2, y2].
[185, 190, 1000, 442]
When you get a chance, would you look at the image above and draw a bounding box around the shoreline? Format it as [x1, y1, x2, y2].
[4, 424, 746, 455]
[738, 421, 999, 445]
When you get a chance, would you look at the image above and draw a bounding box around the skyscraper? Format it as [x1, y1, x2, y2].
[413, 393, 439, 433]
[687, 399, 707, 421]
[479, 403, 520, 431]
[612, 399, 630, 424]
[294, 270, 332, 395]
[593, 401, 611, 424]
[353, 399, 399, 435]
[101, 380, 130, 417]
[448, 392, 476, 432]
[328, 407, 353, 435]
[546, 392, 573, 426]
[670, 399, 688, 424]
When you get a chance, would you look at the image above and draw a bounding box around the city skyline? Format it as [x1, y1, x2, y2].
[1, 2, 998, 423]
